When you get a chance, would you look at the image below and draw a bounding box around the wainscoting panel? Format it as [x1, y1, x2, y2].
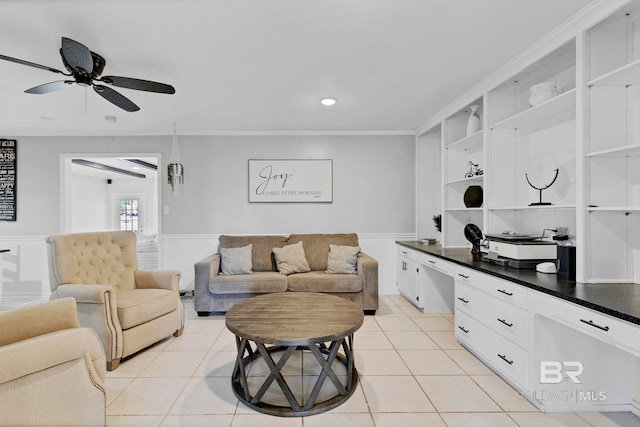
[0, 233, 414, 304]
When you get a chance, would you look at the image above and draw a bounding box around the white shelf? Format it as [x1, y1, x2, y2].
[588, 58, 640, 87]
[586, 207, 640, 212]
[446, 176, 483, 186]
[490, 88, 576, 132]
[490, 205, 576, 211]
[445, 207, 483, 212]
[445, 130, 483, 152]
[587, 144, 640, 158]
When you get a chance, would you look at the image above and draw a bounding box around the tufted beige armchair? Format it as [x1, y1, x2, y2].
[46, 231, 184, 370]
[0, 297, 106, 427]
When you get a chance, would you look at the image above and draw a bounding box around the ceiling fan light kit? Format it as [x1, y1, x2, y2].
[0, 37, 175, 112]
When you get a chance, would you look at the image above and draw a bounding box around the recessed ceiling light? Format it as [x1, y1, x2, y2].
[320, 98, 337, 106]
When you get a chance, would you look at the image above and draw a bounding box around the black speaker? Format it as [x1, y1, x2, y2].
[557, 245, 576, 280]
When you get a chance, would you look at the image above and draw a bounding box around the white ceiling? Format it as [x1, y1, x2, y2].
[0, 0, 593, 136]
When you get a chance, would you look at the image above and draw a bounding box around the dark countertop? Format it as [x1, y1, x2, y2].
[397, 241, 640, 326]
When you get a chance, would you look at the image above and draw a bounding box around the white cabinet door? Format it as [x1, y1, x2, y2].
[397, 254, 419, 307]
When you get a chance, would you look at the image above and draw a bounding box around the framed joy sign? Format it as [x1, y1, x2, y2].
[248, 159, 333, 203]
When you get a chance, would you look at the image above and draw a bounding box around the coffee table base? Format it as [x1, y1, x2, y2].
[231, 335, 358, 417]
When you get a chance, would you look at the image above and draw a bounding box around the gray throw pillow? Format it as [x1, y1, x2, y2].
[326, 244, 360, 274]
[220, 244, 253, 275]
[272, 241, 311, 275]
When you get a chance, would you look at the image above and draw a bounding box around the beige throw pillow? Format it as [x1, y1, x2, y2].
[326, 244, 360, 274]
[220, 244, 253, 275]
[273, 241, 311, 275]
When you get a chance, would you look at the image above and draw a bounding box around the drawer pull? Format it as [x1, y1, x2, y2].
[498, 354, 514, 365]
[497, 289, 513, 296]
[580, 319, 610, 332]
[458, 273, 469, 279]
[428, 260, 436, 264]
[497, 318, 513, 327]
[458, 326, 469, 334]
[457, 297, 469, 304]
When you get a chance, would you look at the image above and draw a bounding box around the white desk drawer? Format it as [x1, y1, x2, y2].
[483, 326, 529, 389]
[454, 310, 485, 351]
[531, 291, 640, 357]
[417, 252, 451, 274]
[397, 247, 416, 261]
[456, 282, 527, 349]
[455, 310, 528, 389]
[455, 266, 527, 309]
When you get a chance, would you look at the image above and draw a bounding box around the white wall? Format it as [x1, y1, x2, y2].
[71, 174, 109, 232]
[0, 134, 416, 299]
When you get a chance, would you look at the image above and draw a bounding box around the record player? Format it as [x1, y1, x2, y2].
[481, 232, 557, 269]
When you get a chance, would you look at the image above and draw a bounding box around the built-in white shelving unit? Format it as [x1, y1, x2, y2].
[584, 2, 640, 284]
[414, 0, 640, 285]
[441, 98, 485, 247]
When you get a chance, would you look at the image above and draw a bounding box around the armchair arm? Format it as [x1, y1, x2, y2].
[357, 252, 379, 311]
[0, 328, 105, 385]
[50, 284, 122, 363]
[135, 269, 181, 291]
[0, 297, 79, 347]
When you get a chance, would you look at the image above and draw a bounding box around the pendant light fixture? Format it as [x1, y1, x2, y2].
[168, 122, 184, 197]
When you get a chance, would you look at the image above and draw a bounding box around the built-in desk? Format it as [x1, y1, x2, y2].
[396, 241, 640, 325]
[396, 241, 640, 415]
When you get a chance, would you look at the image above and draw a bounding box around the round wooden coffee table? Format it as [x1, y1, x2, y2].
[225, 292, 364, 417]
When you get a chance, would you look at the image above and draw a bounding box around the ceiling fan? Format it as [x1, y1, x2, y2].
[0, 37, 175, 112]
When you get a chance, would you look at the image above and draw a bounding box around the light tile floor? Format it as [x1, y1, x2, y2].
[105, 295, 640, 427]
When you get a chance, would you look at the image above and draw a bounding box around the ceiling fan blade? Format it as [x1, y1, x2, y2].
[61, 37, 93, 74]
[25, 80, 75, 94]
[0, 54, 68, 75]
[101, 76, 175, 94]
[93, 84, 140, 112]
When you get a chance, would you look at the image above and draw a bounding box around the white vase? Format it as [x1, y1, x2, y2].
[466, 105, 481, 136]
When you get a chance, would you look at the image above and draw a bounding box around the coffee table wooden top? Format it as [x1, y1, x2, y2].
[225, 293, 364, 346]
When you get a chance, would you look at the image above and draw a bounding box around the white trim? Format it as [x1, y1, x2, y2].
[0, 235, 46, 242]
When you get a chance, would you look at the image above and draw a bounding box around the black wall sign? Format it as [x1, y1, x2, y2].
[0, 139, 17, 221]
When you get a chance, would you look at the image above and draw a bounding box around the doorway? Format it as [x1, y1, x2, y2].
[61, 154, 161, 235]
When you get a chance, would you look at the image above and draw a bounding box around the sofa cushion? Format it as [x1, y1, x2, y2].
[218, 235, 287, 272]
[116, 289, 178, 330]
[287, 271, 363, 293]
[287, 233, 359, 271]
[220, 244, 253, 275]
[326, 244, 360, 274]
[208, 272, 287, 294]
[273, 241, 311, 275]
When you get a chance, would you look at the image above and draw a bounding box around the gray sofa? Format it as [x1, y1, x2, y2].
[194, 233, 378, 315]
